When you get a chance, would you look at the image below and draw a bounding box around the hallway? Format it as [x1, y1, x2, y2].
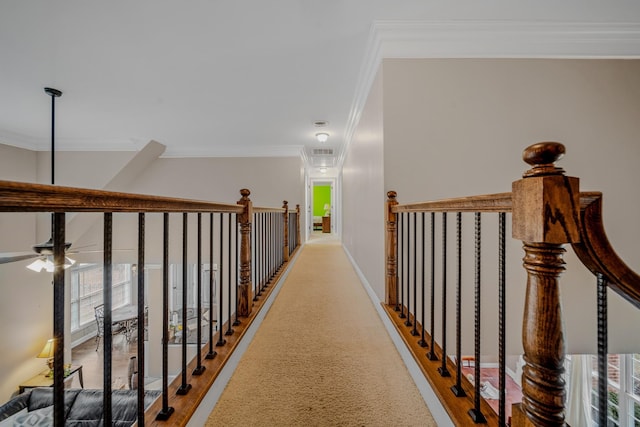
[204, 236, 436, 426]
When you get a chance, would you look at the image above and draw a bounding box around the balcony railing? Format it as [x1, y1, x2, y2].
[384, 142, 640, 426]
[0, 182, 300, 426]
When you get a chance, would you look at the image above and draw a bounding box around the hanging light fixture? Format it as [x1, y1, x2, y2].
[315, 132, 329, 143]
[27, 87, 75, 272]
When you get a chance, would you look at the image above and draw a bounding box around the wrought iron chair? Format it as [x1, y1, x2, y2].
[94, 304, 126, 351]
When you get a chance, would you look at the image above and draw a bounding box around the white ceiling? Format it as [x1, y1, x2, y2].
[1, 1, 640, 169]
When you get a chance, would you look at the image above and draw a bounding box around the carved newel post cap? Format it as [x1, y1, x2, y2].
[522, 142, 566, 177]
[387, 191, 397, 200]
[283, 200, 288, 206]
[240, 188, 251, 198]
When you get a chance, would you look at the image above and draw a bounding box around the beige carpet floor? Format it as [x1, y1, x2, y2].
[205, 236, 436, 426]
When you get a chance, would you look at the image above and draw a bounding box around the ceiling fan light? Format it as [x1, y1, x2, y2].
[27, 258, 47, 272]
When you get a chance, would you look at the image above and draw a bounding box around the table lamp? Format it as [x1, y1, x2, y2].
[37, 338, 55, 377]
[323, 204, 330, 216]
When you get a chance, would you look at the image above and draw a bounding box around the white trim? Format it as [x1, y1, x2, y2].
[187, 246, 302, 427]
[163, 144, 304, 158]
[342, 244, 455, 427]
[337, 20, 640, 169]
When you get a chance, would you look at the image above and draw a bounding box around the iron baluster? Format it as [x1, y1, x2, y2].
[216, 213, 226, 347]
[468, 212, 486, 423]
[597, 273, 608, 427]
[427, 212, 438, 361]
[193, 213, 206, 375]
[177, 213, 192, 395]
[438, 213, 450, 377]
[103, 212, 113, 425]
[156, 213, 174, 420]
[451, 212, 465, 396]
[418, 213, 427, 347]
[498, 212, 506, 426]
[206, 213, 217, 359]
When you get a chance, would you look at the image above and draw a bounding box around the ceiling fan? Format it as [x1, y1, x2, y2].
[0, 87, 77, 271]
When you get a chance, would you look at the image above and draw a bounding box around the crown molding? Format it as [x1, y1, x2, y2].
[162, 144, 304, 158]
[337, 20, 640, 169]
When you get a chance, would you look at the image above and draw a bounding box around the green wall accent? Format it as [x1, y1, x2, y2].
[313, 185, 331, 217]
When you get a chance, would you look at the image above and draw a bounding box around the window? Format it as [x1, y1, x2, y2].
[591, 354, 640, 427]
[70, 264, 133, 331]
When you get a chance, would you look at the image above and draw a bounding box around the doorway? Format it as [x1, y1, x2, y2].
[310, 180, 334, 236]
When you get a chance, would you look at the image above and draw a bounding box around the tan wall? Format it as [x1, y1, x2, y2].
[342, 68, 386, 299]
[381, 58, 640, 355]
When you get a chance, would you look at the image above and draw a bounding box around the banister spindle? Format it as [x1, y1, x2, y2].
[418, 212, 427, 348]
[225, 213, 234, 337]
[427, 212, 437, 361]
[411, 212, 418, 335]
[597, 273, 608, 427]
[206, 213, 217, 360]
[137, 212, 146, 423]
[498, 212, 507, 426]
[404, 212, 412, 326]
[451, 212, 465, 397]
[512, 142, 580, 427]
[438, 213, 450, 378]
[283, 201, 289, 262]
[52, 212, 65, 427]
[193, 213, 206, 375]
[177, 212, 192, 395]
[216, 213, 226, 347]
[468, 212, 485, 423]
[399, 213, 406, 319]
[156, 213, 174, 420]
[103, 212, 113, 425]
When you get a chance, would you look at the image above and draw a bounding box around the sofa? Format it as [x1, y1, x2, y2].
[0, 387, 160, 426]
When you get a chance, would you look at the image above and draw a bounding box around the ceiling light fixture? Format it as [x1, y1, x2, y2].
[316, 132, 329, 143]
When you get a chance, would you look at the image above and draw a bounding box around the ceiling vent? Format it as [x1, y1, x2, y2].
[312, 148, 333, 156]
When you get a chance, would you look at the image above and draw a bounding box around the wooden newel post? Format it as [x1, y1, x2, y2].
[237, 189, 253, 316]
[385, 191, 399, 306]
[283, 201, 289, 262]
[511, 142, 580, 427]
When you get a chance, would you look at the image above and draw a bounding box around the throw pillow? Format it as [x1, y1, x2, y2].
[0, 408, 28, 426]
[13, 406, 53, 426]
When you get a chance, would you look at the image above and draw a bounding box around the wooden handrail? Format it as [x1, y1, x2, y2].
[393, 192, 513, 213]
[0, 180, 243, 213]
[572, 193, 640, 308]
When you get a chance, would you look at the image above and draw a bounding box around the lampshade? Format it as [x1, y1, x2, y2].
[315, 132, 329, 143]
[37, 339, 55, 359]
[323, 204, 330, 210]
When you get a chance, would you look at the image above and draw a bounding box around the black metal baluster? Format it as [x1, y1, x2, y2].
[206, 213, 217, 359]
[399, 213, 406, 318]
[411, 212, 418, 335]
[137, 213, 146, 424]
[193, 213, 206, 375]
[451, 212, 465, 397]
[597, 273, 608, 427]
[225, 213, 234, 336]
[156, 213, 174, 420]
[468, 212, 486, 423]
[438, 213, 451, 377]
[216, 213, 226, 346]
[418, 212, 427, 348]
[405, 212, 412, 327]
[177, 213, 191, 395]
[52, 212, 65, 427]
[253, 212, 259, 301]
[234, 214, 240, 326]
[394, 210, 400, 312]
[103, 212, 113, 425]
[498, 212, 506, 426]
[427, 212, 438, 361]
